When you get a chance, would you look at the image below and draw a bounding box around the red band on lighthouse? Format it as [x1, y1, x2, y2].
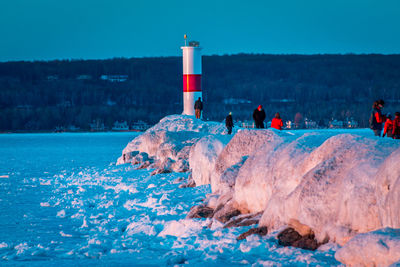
[183, 74, 202, 92]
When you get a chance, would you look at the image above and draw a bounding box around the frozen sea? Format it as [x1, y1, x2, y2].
[0, 132, 340, 266]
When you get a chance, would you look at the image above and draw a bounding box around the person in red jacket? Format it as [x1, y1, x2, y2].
[383, 114, 393, 138]
[392, 112, 400, 139]
[271, 112, 283, 130]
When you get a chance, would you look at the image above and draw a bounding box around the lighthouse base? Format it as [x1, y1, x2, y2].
[183, 91, 202, 116]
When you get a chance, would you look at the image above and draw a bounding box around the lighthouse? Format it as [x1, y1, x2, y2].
[181, 36, 202, 115]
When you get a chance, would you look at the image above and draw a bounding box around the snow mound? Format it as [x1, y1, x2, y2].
[158, 219, 205, 238]
[375, 148, 400, 229]
[148, 114, 226, 134]
[335, 228, 400, 266]
[117, 115, 228, 174]
[118, 115, 400, 249]
[259, 134, 400, 245]
[190, 129, 400, 246]
[189, 135, 231, 186]
[210, 129, 284, 194]
[234, 132, 331, 213]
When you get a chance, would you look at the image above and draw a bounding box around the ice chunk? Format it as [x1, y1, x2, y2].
[189, 134, 231, 186]
[335, 228, 400, 266]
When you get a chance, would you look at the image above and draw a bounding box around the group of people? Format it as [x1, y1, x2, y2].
[197, 98, 400, 138]
[370, 99, 400, 139]
[252, 105, 283, 130]
[224, 105, 283, 134]
[195, 99, 282, 134]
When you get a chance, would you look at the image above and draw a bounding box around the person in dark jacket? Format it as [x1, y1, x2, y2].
[271, 112, 283, 130]
[253, 105, 266, 128]
[370, 100, 386, 137]
[383, 114, 393, 138]
[225, 112, 233, 134]
[194, 97, 203, 119]
[393, 112, 400, 139]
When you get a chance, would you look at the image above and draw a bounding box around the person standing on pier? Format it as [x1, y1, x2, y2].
[271, 112, 283, 130]
[194, 97, 203, 119]
[369, 100, 386, 137]
[226, 112, 234, 134]
[253, 105, 266, 128]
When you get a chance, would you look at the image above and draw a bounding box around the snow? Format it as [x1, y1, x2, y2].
[158, 219, 205, 238]
[3, 116, 400, 266]
[375, 147, 400, 229]
[210, 129, 283, 194]
[259, 133, 399, 245]
[40, 202, 51, 207]
[57, 209, 66, 218]
[117, 115, 400, 266]
[189, 134, 231, 186]
[2, 130, 340, 265]
[117, 115, 226, 166]
[335, 228, 400, 266]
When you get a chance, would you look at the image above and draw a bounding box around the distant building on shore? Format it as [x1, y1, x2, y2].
[270, 98, 295, 103]
[223, 98, 252, 105]
[329, 119, 344, 128]
[346, 118, 359, 128]
[112, 121, 129, 131]
[67, 125, 80, 131]
[131, 121, 150, 131]
[305, 118, 318, 129]
[100, 75, 128, 82]
[76, 75, 92, 80]
[90, 120, 105, 131]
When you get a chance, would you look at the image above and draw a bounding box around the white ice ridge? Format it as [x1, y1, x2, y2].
[118, 115, 400, 266]
[335, 228, 400, 266]
[117, 115, 227, 169]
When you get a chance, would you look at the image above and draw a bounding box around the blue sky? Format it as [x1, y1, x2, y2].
[0, 0, 399, 61]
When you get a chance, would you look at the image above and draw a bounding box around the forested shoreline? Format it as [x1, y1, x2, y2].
[1, 54, 400, 131]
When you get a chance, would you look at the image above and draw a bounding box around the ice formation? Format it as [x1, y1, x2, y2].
[335, 228, 400, 266]
[117, 115, 227, 174]
[2, 130, 343, 265]
[188, 134, 231, 186]
[119, 115, 400, 266]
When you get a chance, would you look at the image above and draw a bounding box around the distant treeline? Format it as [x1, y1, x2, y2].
[1, 54, 400, 131]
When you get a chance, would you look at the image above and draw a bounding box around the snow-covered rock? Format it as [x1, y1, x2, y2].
[117, 115, 227, 174]
[260, 135, 400, 245]
[118, 115, 400, 249]
[119, 130, 200, 165]
[233, 132, 322, 213]
[335, 228, 400, 266]
[147, 114, 226, 134]
[375, 148, 400, 229]
[211, 129, 282, 194]
[188, 135, 231, 186]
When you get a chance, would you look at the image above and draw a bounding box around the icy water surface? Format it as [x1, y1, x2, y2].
[0, 133, 340, 266]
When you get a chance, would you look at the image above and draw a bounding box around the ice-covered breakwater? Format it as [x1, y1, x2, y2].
[119, 115, 400, 266]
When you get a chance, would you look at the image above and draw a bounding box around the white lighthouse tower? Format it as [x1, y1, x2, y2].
[181, 36, 202, 115]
